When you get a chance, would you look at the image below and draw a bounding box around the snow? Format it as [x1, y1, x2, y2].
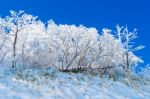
[0, 68, 150, 99]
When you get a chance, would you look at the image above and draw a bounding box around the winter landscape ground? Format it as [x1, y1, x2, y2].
[0, 67, 150, 99]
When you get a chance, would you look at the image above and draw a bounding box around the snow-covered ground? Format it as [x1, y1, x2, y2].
[0, 68, 150, 99]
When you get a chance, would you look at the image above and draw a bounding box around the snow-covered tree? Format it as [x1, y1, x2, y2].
[116, 25, 144, 72]
[0, 17, 12, 67]
[2, 11, 38, 68]
[0, 11, 145, 78]
[47, 22, 98, 70]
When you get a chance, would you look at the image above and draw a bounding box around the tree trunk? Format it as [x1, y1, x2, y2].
[12, 28, 18, 68]
[126, 52, 129, 71]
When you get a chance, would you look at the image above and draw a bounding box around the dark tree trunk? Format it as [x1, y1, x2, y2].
[126, 52, 129, 71]
[12, 27, 18, 68]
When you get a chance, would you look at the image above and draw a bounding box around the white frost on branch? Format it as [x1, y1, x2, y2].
[0, 11, 144, 75]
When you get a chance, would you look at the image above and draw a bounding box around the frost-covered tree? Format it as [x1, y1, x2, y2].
[138, 64, 150, 79]
[116, 25, 144, 71]
[22, 20, 48, 68]
[0, 18, 11, 65]
[47, 22, 98, 70]
[2, 11, 38, 68]
[0, 11, 144, 77]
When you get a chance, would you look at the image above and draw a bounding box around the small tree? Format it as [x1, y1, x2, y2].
[3, 11, 37, 68]
[116, 25, 144, 71]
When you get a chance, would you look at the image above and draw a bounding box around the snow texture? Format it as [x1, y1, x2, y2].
[0, 68, 150, 99]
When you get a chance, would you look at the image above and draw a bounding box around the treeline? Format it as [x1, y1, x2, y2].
[0, 11, 144, 77]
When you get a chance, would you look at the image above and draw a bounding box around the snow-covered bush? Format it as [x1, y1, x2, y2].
[0, 11, 144, 78]
[135, 64, 150, 84]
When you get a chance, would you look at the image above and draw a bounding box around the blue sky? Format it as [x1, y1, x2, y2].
[0, 0, 149, 66]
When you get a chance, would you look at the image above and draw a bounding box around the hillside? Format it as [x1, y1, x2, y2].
[0, 68, 150, 99]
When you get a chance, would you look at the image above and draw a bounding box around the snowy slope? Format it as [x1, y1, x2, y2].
[0, 68, 150, 99]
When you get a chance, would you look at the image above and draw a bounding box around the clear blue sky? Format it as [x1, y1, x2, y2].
[0, 0, 149, 66]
